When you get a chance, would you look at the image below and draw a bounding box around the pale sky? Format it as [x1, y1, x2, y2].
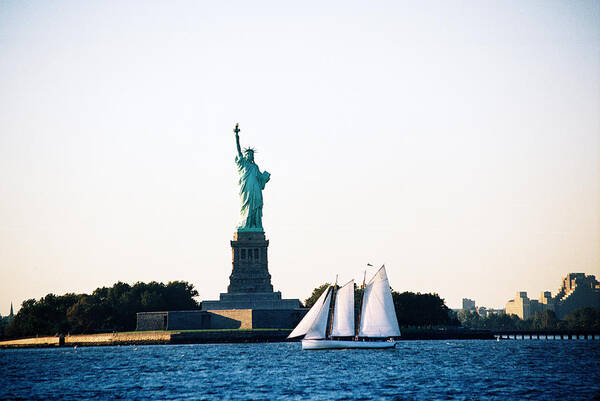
[1, 1, 599, 316]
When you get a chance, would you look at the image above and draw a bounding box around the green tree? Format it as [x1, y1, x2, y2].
[304, 283, 331, 308]
[393, 291, 454, 326]
[564, 307, 600, 330]
[457, 311, 564, 331]
[484, 313, 518, 330]
[531, 310, 559, 330]
[3, 280, 201, 338]
[0, 316, 9, 338]
[457, 309, 482, 328]
[6, 294, 79, 337]
[66, 295, 113, 333]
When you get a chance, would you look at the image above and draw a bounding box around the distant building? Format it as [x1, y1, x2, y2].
[476, 306, 505, 317]
[505, 273, 600, 319]
[505, 291, 554, 319]
[554, 273, 600, 318]
[1, 303, 14, 323]
[457, 301, 504, 317]
[462, 298, 476, 310]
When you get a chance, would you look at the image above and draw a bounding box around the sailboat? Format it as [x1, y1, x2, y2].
[288, 265, 401, 350]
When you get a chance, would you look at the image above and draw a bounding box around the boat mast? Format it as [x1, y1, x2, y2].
[355, 265, 369, 339]
[327, 275, 338, 339]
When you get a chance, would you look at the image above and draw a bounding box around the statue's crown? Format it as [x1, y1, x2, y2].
[243, 147, 256, 155]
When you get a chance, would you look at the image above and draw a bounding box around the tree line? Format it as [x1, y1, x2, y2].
[457, 308, 600, 331]
[1, 281, 199, 339]
[3, 280, 599, 339]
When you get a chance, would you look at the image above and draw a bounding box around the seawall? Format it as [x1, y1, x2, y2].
[0, 329, 292, 348]
[0, 336, 61, 348]
[0, 327, 497, 348]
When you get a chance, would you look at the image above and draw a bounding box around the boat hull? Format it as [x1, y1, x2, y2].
[301, 339, 396, 350]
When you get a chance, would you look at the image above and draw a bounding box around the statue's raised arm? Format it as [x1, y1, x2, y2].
[234, 123, 243, 158]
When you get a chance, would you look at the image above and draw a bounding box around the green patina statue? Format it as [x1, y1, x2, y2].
[234, 123, 271, 232]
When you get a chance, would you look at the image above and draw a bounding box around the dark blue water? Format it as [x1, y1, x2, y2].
[1, 340, 599, 400]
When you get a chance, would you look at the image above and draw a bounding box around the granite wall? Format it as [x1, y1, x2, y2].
[252, 309, 307, 329]
[136, 308, 307, 331]
[136, 310, 211, 331]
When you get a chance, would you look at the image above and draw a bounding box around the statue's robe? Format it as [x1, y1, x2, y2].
[236, 155, 270, 230]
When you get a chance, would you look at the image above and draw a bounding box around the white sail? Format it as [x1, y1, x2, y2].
[287, 286, 331, 339]
[358, 266, 400, 337]
[332, 280, 355, 337]
[304, 289, 333, 340]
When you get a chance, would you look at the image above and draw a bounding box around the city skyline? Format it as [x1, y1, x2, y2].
[1, 1, 599, 315]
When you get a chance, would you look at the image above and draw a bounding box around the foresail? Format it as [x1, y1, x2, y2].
[287, 286, 331, 339]
[304, 289, 333, 340]
[358, 266, 401, 337]
[332, 280, 355, 337]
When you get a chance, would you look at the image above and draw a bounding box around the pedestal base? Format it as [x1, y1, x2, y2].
[201, 292, 301, 310]
[201, 230, 301, 317]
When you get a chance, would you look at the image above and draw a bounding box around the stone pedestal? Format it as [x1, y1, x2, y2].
[228, 231, 273, 293]
[201, 231, 301, 311]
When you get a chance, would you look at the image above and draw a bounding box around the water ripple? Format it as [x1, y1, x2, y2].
[1, 340, 599, 400]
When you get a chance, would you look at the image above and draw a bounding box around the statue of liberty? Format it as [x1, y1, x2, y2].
[233, 123, 271, 231]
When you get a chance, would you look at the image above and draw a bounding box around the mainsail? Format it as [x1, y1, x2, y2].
[304, 289, 333, 339]
[287, 286, 332, 339]
[331, 280, 355, 337]
[358, 266, 400, 337]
